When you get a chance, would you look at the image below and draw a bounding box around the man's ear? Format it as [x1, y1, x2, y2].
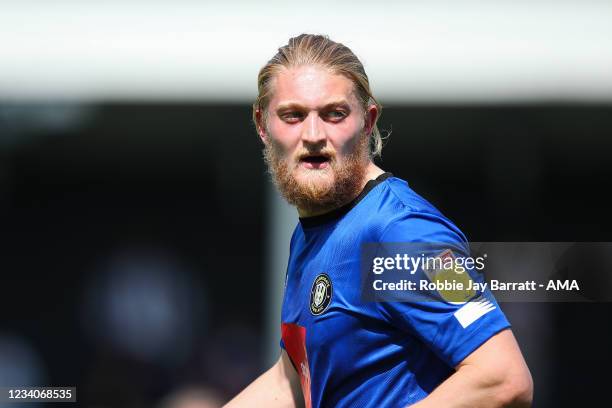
[255, 108, 268, 144]
[363, 104, 379, 137]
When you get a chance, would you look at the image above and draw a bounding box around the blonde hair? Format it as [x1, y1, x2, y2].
[253, 34, 384, 158]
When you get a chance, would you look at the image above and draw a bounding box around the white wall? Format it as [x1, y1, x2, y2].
[1, 0, 612, 102]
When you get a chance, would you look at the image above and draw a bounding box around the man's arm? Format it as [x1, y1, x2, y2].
[224, 350, 304, 408]
[411, 329, 533, 408]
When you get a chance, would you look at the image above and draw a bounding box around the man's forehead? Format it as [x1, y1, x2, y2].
[268, 65, 358, 109]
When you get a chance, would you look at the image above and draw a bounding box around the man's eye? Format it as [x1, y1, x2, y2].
[326, 111, 347, 120]
[282, 112, 303, 121]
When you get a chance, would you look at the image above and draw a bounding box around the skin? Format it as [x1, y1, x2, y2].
[225, 350, 304, 408]
[411, 329, 533, 408]
[256, 64, 383, 217]
[225, 65, 533, 408]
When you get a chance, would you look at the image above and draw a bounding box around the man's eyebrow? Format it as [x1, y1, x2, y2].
[275, 100, 352, 112]
[322, 100, 352, 110]
[275, 102, 304, 112]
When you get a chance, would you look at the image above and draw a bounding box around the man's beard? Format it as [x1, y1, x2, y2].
[263, 132, 370, 215]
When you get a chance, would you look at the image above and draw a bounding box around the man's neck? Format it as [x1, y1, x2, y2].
[297, 162, 385, 218]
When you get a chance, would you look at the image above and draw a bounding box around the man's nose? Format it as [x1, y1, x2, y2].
[301, 112, 326, 144]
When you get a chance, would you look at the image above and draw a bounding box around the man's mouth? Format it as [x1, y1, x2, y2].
[299, 154, 331, 169]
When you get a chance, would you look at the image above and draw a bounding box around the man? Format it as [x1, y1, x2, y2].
[226, 34, 532, 407]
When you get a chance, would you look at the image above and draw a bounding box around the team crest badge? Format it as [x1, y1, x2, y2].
[310, 274, 332, 315]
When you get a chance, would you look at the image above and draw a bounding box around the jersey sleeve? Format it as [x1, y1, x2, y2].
[375, 210, 511, 368]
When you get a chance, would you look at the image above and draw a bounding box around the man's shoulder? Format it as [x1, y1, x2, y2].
[369, 175, 467, 243]
[379, 176, 445, 217]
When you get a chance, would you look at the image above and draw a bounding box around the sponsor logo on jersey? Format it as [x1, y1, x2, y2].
[310, 273, 332, 315]
[281, 323, 312, 408]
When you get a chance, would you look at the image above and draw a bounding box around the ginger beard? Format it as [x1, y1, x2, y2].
[263, 126, 370, 215]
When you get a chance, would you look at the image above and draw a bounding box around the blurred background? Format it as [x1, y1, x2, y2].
[1, 1, 611, 407]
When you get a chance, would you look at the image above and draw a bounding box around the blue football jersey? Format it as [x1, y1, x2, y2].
[280, 173, 510, 408]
